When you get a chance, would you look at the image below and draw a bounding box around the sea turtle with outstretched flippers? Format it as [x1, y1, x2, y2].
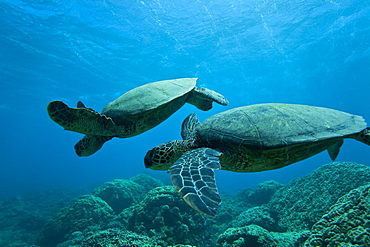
[144, 103, 370, 217]
[47, 78, 229, 156]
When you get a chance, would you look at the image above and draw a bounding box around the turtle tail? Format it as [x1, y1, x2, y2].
[355, 127, 370, 146]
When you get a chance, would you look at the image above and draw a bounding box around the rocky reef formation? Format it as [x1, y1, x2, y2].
[58, 228, 167, 247]
[268, 162, 370, 232]
[92, 174, 163, 214]
[245, 180, 285, 205]
[36, 180, 212, 246]
[118, 186, 214, 246]
[213, 162, 370, 247]
[217, 224, 309, 247]
[2, 162, 370, 246]
[35, 174, 163, 247]
[229, 205, 282, 232]
[0, 188, 85, 247]
[304, 184, 370, 246]
[212, 180, 284, 234]
[35, 194, 114, 246]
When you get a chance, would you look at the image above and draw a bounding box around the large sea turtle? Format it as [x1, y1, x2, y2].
[144, 103, 370, 217]
[47, 78, 228, 156]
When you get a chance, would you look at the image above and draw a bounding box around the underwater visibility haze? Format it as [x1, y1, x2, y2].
[0, 0, 370, 245]
[1, 0, 370, 198]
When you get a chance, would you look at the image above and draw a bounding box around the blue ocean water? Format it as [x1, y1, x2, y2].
[0, 0, 369, 199]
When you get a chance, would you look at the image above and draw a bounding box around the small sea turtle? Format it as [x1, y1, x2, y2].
[47, 78, 228, 156]
[144, 103, 370, 217]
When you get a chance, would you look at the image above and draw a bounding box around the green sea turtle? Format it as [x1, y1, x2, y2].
[144, 103, 370, 217]
[47, 78, 229, 156]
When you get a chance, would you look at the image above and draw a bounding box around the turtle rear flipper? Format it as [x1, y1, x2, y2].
[355, 127, 370, 145]
[327, 139, 344, 161]
[170, 147, 222, 217]
[47, 101, 119, 136]
[75, 135, 114, 157]
[187, 87, 229, 111]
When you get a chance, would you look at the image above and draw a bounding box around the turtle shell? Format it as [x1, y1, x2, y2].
[102, 78, 197, 117]
[197, 103, 367, 150]
[102, 78, 197, 136]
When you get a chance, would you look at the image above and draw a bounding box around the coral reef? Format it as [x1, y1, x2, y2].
[118, 186, 214, 246]
[58, 228, 167, 247]
[93, 179, 143, 214]
[247, 180, 284, 205]
[231, 188, 254, 207]
[130, 173, 164, 192]
[229, 205, 282, 232]
[208, 192, 253, 236]
[304, 184, 370, 246]
[0, 196, 42, 246]
[0, 188, 84, 247]
[93, 174, 163, 214]
[212, 180, 283, 231]
[2, 162, 370, 246]
[268, 162, 370, 231]
[216, 224, 308, 247]
[35, 195, 114, 247]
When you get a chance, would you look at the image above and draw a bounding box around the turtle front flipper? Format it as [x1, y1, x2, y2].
[187, 87, 229, 111]
[47, 100, 119, 136]
[170, 147, 222, 217]
[181, 113, 201, 140]
[74, 135, 114, 157]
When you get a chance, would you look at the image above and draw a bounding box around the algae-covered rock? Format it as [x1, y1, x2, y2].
[215, 180, 283, 228]
[130, 173, 163, 192]
[93, 179, 143, 214]
[230, 205, 282, 232]
[203, 181, 283, 238]
[268, 162, 370, 231]
[58, 228, 165, 247]
[36, 195, 114, 247]
[0, 196, 44, 232]
[0, 188, 85, 247]
[119, 186, 213, 246]
[93, 174, 163, 214]
[232, 188, 254, 206]
[216, 224, 307, 247]
[0, 196, 43, 246]
[211, 192, 253, 231]
[248, 180, 284, 205]
[168, 245, 198, 247]
[304, 184, 370, 246]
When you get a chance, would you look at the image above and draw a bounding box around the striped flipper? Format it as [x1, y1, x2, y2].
[170, 148, 222, 217]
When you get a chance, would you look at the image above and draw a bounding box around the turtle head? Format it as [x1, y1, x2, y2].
[144, 140, 190, 171]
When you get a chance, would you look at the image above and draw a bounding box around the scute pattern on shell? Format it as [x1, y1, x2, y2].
[198, 103, 366, 150]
